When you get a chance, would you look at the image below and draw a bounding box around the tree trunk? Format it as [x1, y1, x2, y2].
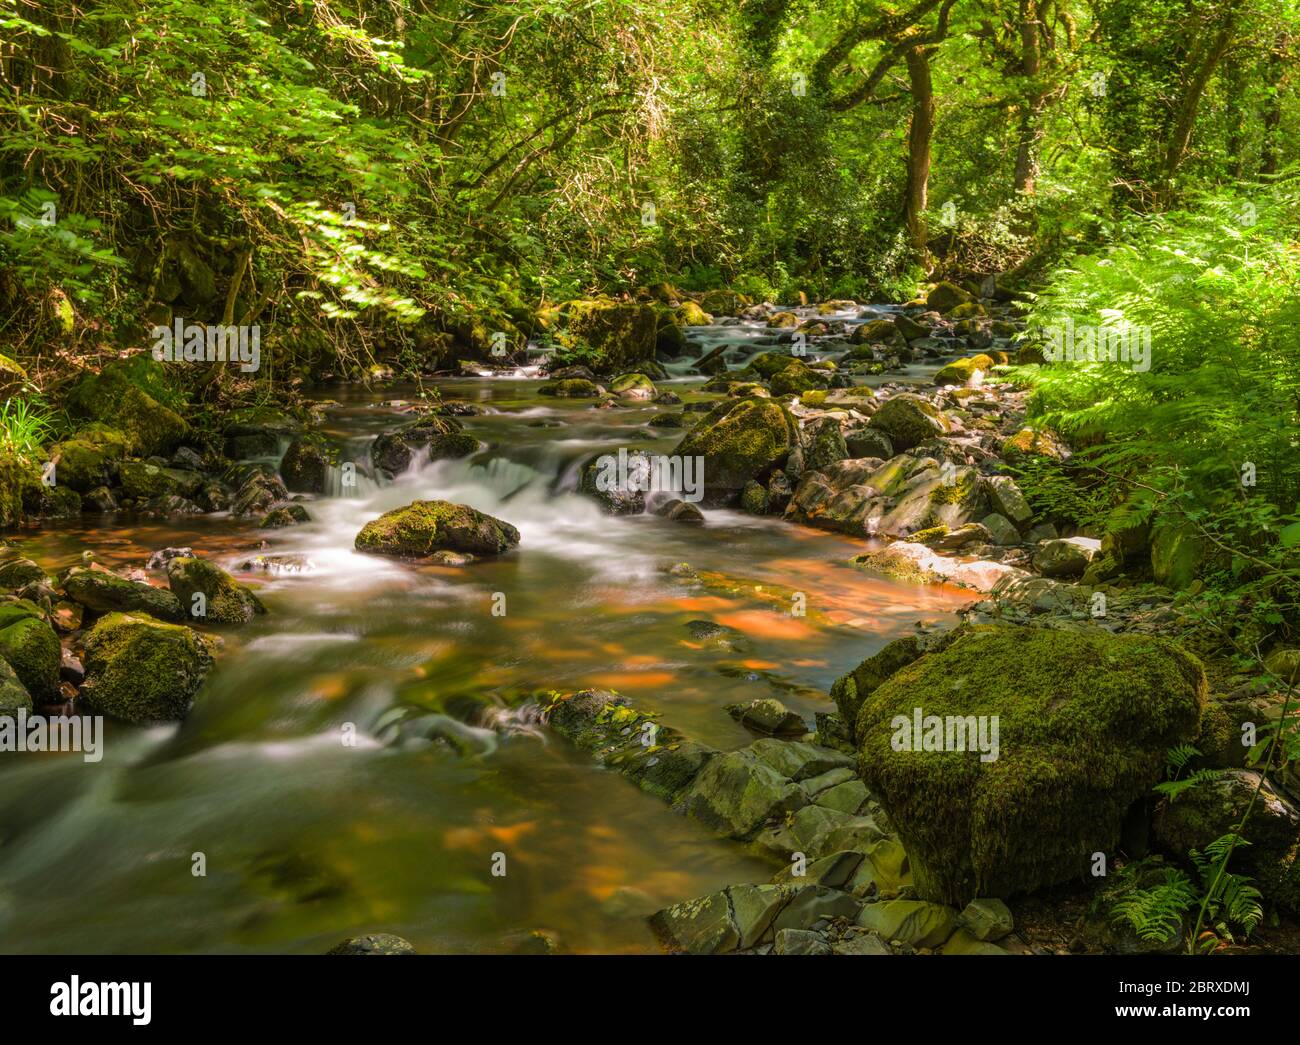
[904, 46, 935, 262]
[1012, 0, 1044, 195]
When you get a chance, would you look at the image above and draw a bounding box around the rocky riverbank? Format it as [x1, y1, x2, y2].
[4, 281, 1298, 956]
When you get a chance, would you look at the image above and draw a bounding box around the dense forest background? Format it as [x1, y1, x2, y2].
[2, 0, 1295, 373]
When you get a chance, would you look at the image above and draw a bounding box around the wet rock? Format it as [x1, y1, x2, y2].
[280, 438, 329, 493]
[748, 738, 854, 782]
[655, 498, 705, 524]
[958, 898, 1014, 941]
[79, 611, 217, 723]
[326, 934, 417, 955]
[680, 748, 805, 839]
[538, 377, 603, 398]
[845, 427, 894, 460]
[773, 929, 832, 955]
[146, 547, 193, 570]
[577, 450, 654, 514]
[980, 513, 1021, 546]
[231, 472, 290, 518]
[371, 416, 478, 477]
[926, 281, 972, 313]
[805, 418, 848, 471]
[261, 504, 310, 528]
[856, 900, 958, 948]
[0, 657, 31, 719]
[236, 554, 316, 575]
[355, 500, 520, 558]
[725, 697, 806, 736]
[673, 397, 798, 507]
[83, 486, 119, 513]
[166, 556, 267, 624]
[0, 612, 61, 701]
[865, 395, 951, 451]
[649, 890, 740, 954]
[852, 541, 1029, 592]
[833, 931, 893, 955]
[0, 558, 49, 590]
[609, 372, 657, 400]
[62, 566, 185, 622]
[741, 480, 770, 515]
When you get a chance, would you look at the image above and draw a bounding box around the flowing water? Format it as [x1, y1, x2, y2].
[0, 311, 971, 953]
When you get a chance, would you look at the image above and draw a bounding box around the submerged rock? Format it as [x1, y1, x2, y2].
[355, 500, 520, 558]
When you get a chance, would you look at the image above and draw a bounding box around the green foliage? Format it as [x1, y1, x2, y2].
[0, 397, 53, 457]
[1109, 864, 1197, 943]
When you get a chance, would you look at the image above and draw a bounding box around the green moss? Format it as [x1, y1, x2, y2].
[857, 625, 1207, 905]
[538, 378, 602, 398]
[830, 635, 923, 740]
[0, 615, 61, 701]
[63, 567, 185, 621]
[673, 397, 797, 506]
[933, 355, 995, 385]
[355, 500, 521, 557]
[166, 557, 266, 624]
[79, 611, 216, 723]
[0, 451, 41, 529]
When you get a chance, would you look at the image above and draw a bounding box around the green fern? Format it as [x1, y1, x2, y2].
[1109, 866, 1197, 943]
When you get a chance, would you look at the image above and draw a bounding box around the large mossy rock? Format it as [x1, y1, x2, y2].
[673, 397, 797, 507]
[166, 556, 266, 624]
[0, 657, 32, 718]
[926, 281, 973, 313]
[355, 500, 520, 558]
[66, 358, 188, 457]
[865, 394, 951, 451]
[49, 426, 128, 492]
[0, 611, 60, 701]
[856, 626, 1207, 905]
[565, 300, 657, 373]
[63, 566, 185, 621]
[79, 612, 216, 723]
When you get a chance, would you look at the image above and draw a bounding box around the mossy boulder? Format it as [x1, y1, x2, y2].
[1152, 769, 1300, 913]
[609, 372, 657, 400]
[79, 612, 217, 723]
[1000, 426, 1068, 461]
[850, 319, 905, 347]
[262, 504, 310, 528]
[66, 358, 187, 457]
[769, 361, 829, 397]
[926, 282, 972, 313]
[747, 351, 805, 379]
[865, 394, 951, 451]
[0, 614, 62, 701]
[673, 397, 798, 507]
[538, 377, 603, 398]
[675, 301, 711, 326]
[933, 354, 996, 385]
[564, 300, 657, 372]
[49, 432, 126, 493]
[63, 566, 185, 621]
[355, 500, 520, 558]
[0, 558, 49, 590]
[831, 635, 924, 742]
[119, 460, 203, 501]
[166, 556, 266, 624]
[0, 657, 32, 718]
[856, 626, 1207, 905]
